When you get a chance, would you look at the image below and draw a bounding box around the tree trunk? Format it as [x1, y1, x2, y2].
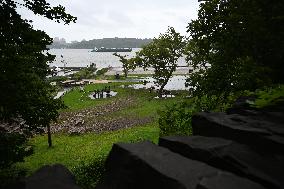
[124, 70, 128, 78]
[158, 68, 175, 97]
[158, 83, 166, 97]
[158, 76, 171, 98]
[47, 125, 52, 147]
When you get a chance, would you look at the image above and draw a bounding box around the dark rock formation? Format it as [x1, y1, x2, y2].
[227, 100, 284, 124]
[97, 102, 284, 189]
[96, 141, 265, 189]
[25, 164, 80, 189]
[191, 112, 284, 154]
[159, 136, 284, 189]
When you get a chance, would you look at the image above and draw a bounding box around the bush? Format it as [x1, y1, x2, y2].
[158, 95, 234, 136]
[71, 65, 97, 81]
[0, 131, 30, 169]
[0, 124, 32, 189]
[96, 68, 109, 76]
[158, 102, 194, 136]
[47, 76, 68, 83]
[73, 157, 106, 189]
[0, 166, 27, 189]
[253, 85, 284, 108]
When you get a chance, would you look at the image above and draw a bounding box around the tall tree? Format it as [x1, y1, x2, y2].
[136, 27, 186, 97]
[186, 0, 284, 96]
[0, 0, 76, 148]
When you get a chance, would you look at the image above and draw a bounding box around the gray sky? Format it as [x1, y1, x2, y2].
[18, 0, 200, 42]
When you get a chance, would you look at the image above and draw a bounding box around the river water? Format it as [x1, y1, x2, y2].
[49, 49, 189, 91]
[48, 48, 187, 68]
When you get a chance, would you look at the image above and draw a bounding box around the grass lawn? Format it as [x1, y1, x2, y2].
[17, 82, 185, 188]
[18, 124, 159, 187]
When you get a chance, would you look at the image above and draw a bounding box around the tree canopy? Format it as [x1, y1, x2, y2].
[186, 0, 284, 96]
[0, 0, 76, 137]
[136, 27, 186, 97]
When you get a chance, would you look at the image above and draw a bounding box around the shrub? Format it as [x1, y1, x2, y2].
[158, 95, 234, 136]
[0, 131, 30, 169]
[96, 68, 109, 76]
[158, 102, 194, 136]
[73, 157, 106, 189]
[253, 85, 284, 108]
[0, 166, 27, 189]
[47, 76, 68, 83]
[0, 123, 32, 189]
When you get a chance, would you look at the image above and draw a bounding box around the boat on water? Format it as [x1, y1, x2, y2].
[91, 47, 132, 52]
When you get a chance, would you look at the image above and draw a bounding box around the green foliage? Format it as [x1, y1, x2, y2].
[51, 38, 153, 49]
[186, 0, 284, 96]
[253, 85, 284, 108]
[47, 76, 68, 83]
[158, 95, 233, 136]
[158, 102, 193, 136]
[0, 166, 27, 189]
[0, 131, 29, 168]
[96, 68, 109, 76]
[71, 66, 97, 80]
[0, 0, 76, 164]
[136, 27, 186, 96]
[0, 0, 75, 130]
[22, 0, 76, 24]
[73, 157, 106, 189]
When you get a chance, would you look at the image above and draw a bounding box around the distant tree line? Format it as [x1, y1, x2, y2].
[48, 37, 153, 49]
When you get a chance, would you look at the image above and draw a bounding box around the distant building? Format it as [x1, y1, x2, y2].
[53, 37, 60, 43]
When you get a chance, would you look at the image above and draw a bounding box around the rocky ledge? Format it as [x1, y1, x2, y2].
[97, 102, 284, 189]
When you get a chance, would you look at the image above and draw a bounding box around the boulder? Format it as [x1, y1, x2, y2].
[96, 141, 265, 189]
[192, 112, 284, 154]
[25, 164, 81, 189]
[159, 136, 284, 189]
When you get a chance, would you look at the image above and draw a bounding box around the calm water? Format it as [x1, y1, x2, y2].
[49, 49, 189, 91]
[132, 75, 189, 91]
[48, 49, 187, 68]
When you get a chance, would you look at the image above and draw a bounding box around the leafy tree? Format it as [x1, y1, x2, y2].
[185, 0, 284, 96]
[113, 53, 136, 78]
[136, 27, 186, 97]
[0, 0, 76, 150]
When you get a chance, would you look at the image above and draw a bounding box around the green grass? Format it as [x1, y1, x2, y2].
[18, 83, 186, 188]
[63, 82, 135, 110]
[17, 124, 159, 188]
[62, 83, 183, 118]
[19, 124, 159, 173]
[110, 96, 181, 119]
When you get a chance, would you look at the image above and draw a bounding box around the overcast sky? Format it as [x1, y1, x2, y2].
[17, 0, 200, 42]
